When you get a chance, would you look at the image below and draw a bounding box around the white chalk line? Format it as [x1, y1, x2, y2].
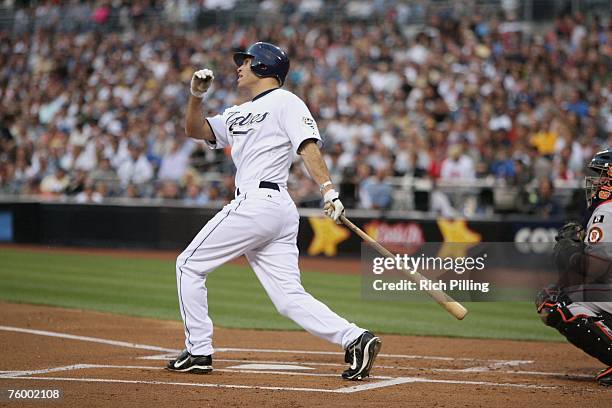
[141, 355, 586, 379]
[0, 365, 88, 378]
[0, 325, 177, 353]
[6, 376, 339, 394]
[336, 377, 419, 393]
[1, 359, 578, 381]
[216, 347, 522, 363]
[2, 374, 555, 392]
[0, 324, 576, 379]
[227, 363, 315, 371]
[0, 325, 527, 365]
[0, 325, 590, 385]
[460, 360, 531, 372]
[0, 364, 403, 393]
[400, 377, 556, 390]
[13, 364, 395, 380]
[0, 363, 556, 391]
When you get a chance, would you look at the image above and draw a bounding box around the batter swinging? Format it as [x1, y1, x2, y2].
[166, 42, 381, 380]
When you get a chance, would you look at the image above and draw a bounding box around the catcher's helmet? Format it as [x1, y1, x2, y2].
[233, 42, 290, 86]
[586, 148, 612, 209]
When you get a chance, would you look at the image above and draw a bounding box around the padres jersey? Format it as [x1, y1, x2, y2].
[205, 88, 321, 188]
[176, 87, 366, 356]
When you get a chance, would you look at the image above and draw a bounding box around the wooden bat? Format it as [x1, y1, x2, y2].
[339, 215, 468, 320]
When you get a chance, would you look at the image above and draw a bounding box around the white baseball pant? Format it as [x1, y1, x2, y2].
[175, 182, 365, 356]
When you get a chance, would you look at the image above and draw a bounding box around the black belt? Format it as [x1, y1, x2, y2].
[237, 181, 279, 196]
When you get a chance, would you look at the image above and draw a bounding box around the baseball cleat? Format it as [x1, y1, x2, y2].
[596, 367, 612, 386]
[166, 349, 213, 374]
[342, 331, 382, 380]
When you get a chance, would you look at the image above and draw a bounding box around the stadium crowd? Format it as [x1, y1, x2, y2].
[0, 1, 610, 216]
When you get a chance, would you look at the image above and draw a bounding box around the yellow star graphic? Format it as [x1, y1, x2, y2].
[364, 222, 379, 241]
[307, 217, 350, 257]
[436, 218, 481, 258]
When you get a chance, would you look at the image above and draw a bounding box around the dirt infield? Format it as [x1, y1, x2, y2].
[0, 303, 609, 407]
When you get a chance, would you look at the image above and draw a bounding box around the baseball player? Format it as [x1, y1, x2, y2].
[536, 149, 612, 386]
[166, 42, 381, 380]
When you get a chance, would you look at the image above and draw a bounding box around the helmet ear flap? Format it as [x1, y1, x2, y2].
[233, 42, 289, 86]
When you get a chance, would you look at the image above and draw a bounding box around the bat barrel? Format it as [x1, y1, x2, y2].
[339, 215, 469, 321]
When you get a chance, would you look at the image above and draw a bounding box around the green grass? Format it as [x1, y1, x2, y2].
[0, 248, 560, 341]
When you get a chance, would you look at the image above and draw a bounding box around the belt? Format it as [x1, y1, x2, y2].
[237, 181, 279, 196]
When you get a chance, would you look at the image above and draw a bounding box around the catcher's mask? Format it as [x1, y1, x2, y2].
[586, 148, 612, 210]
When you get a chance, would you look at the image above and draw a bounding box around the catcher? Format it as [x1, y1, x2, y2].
[536, 149, 612, 386]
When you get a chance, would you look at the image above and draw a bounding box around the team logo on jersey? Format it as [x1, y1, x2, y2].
[587, 226, 604, 243]
[302, 116, 316, 129]
[302, 116, 319, 136]
[226, 111, 270, 128]
[594, 215, 605, 224]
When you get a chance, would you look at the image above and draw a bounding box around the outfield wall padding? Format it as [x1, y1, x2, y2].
[0, 202, 566, 257]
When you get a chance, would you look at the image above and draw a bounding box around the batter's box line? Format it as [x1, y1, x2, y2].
[0, 364, 556, 392]
[6, 375, 415, 394]
[0, 364, 89, 379]
[140, 356, 588, 380]
[0, 363, 394, 380]
[0, 325, 530, 366]
[139, 350, 530, 366]
[214, 347, 526, 363]
[0, 363, 412, 393]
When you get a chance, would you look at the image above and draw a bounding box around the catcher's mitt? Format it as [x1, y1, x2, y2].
[555, 221, 585, 242]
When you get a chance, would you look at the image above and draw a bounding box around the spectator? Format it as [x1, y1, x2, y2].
[184, 183, 209, 206]
[158, 140, 194, 181]
[491, 147, 516, 180]
[530, 121, 558, 157]
[75, 182, 103, 204]
[360, 167, 393, 210]
[0, 3, 609, 214]
[157, 180, 181, 200]
[440, 145, 475, 181]
[40, 167, 70, 196]
[526, 177, 562, 218]
[117, 142, 154, 188]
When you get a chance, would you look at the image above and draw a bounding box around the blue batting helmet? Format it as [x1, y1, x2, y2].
[233, 42, 290, 86]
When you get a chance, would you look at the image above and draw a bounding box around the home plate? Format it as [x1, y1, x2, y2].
[227, 364, 315, 371]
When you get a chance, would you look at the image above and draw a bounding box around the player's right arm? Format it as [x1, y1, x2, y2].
[185, 69, 215, 142]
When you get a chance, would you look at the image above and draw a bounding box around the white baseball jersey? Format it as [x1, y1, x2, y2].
[205, 88, 322, 188]
[174, 88, 365, 356]
[566, 201, 612, 316]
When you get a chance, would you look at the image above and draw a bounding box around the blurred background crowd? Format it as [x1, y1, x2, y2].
[0, 0, 610, 218]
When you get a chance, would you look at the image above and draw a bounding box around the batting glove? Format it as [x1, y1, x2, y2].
[190, 69, 214, 98]
[323, 189, 344, 223]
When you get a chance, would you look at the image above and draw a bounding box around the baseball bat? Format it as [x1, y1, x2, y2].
[339, 215, 468, 320]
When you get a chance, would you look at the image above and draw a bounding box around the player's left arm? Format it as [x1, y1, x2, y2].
[298, 140, 344, 222]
